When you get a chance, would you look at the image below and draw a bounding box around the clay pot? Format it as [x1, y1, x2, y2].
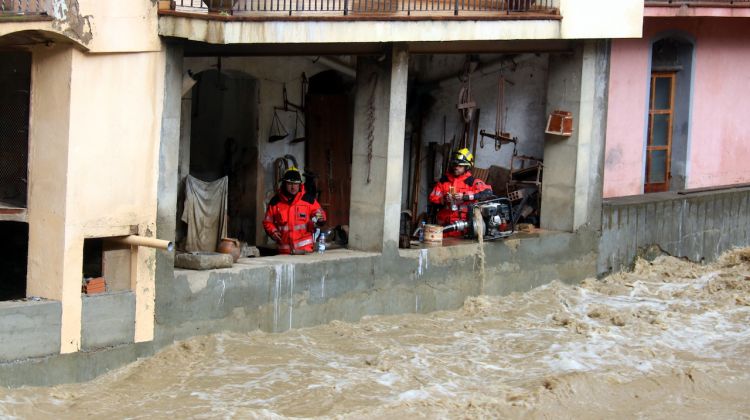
[217, 237, 241, 262]
[202, 0, 238, 13]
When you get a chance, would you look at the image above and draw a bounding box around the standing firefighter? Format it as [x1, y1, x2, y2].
[263, 167, 326, 254]
[429, 148, 493, 237]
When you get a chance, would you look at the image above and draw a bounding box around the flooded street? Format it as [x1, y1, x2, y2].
[2, 249, 750, 419]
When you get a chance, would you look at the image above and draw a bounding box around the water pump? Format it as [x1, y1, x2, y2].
[442, 197, 514, 240]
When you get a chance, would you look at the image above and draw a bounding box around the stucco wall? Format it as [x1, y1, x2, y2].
[26, 45, 166, 352]
[603, 17, 750, 198]
[0, 0, 160, 53]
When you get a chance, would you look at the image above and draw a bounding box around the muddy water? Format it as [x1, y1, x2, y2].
[2, 249, 750, 419]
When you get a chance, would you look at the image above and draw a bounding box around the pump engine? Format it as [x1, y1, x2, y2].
[442, 197, 514, 240]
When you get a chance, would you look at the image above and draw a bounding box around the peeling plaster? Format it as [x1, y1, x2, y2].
[52, 0, 93, 45]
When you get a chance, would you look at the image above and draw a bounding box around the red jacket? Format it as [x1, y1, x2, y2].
[263, 186, 326, 254]
[429, 171, 493, 236]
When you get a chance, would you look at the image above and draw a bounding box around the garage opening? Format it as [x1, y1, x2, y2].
[401, 53, 547, 247]
[176, 56, 356, 264]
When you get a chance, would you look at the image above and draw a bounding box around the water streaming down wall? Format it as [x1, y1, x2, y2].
[272, 264, 296, 332]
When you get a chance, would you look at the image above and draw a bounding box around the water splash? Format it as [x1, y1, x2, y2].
[417, 249, 429, 278]
[473, 207, 486, 294]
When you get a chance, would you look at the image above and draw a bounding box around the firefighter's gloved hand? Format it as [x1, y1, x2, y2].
[271, 231, 282, 242]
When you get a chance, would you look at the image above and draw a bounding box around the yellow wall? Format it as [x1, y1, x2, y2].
[0, 0, 160, 53]
[25, 43, 165, 352]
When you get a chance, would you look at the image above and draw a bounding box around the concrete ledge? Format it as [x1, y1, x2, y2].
[0, 299, 61, 362]
[164, 232, 595, 339]
[81, 292, 136, 351]
[0, 341, 157, 388]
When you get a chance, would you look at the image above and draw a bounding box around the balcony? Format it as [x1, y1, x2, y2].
[644, 0, 750, 17]
[0, 0, 51, 19]
[162, 0, 559, 19]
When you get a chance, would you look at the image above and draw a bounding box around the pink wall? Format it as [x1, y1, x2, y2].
[602, 38, 650, 198]
[683, 19, 750, 188]
[603, 17, 750, 197]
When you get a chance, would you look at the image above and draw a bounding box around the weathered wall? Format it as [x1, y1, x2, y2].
[0, 0, 160, 53]
[598, 187, 750, 274]
[603, 17, 750, 198]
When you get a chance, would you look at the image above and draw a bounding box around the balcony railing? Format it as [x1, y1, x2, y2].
[0, 0, 49, 15]
[172, 0, 558, 17]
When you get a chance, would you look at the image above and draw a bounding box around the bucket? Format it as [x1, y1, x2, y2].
[424, 224, 443, 243]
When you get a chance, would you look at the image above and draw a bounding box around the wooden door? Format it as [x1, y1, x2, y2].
[305, 94, 352, 228]
[644, 72, 675, 193]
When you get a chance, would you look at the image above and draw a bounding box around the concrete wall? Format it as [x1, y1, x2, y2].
[81, 292, 136, 351]
[598, 187, 750, 274]
[541, 40, 609, 232]
[603, 17, 750, 198]
[0, 300, 61, 362]
[158, 231, 598, 340]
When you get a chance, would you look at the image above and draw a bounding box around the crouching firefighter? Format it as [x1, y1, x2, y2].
[263, 167, 327, 254]
[428, 148, 493, 237]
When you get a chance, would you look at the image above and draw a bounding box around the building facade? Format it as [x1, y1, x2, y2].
[1, 0, 746, 386]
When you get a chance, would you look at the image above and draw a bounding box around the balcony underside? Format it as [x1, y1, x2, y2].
[159, 14, 561, 45]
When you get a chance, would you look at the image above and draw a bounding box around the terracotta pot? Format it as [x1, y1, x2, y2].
[202, 0, 238, 13]
[217, 238, 241, 262]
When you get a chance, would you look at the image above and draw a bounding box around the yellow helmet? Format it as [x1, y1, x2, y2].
[281, 166, 303, 184]
[450, 148, 474, 167]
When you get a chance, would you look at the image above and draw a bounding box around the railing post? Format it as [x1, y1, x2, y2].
[344, 0, 348, 15]
[454, 0, 458, 15]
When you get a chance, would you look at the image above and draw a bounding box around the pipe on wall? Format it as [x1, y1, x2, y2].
[108, 235, 174, 251]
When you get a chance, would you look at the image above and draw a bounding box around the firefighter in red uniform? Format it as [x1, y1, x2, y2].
[429, 148, 493, 237]
[263, 167, 326, 254]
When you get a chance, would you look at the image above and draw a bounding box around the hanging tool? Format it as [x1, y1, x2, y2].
[480, 74, 516, 151]
[290, 111, 305, 143]
[269, 108, 289, 143]
[456, 56, 478, 150]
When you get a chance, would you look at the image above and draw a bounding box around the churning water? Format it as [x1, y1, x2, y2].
[2, 249, 750, 419]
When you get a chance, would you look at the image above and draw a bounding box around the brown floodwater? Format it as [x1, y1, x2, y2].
[2, 249, 750, 419]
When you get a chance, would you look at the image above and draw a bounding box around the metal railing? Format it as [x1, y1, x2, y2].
[0, 0, 49, 15]
[174, 0, 557, 16]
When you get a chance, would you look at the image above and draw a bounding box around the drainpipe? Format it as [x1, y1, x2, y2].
[108, 235, 174, 251]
